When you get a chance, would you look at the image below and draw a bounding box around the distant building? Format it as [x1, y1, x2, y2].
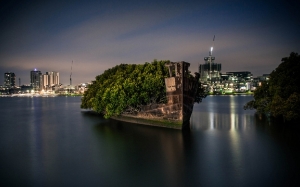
[4, 72, 16, 88]
[225, 71, 253, 82]
[30, 69, 43, 91]
[43, 71, 60, 90]
[43, 74, 49, 89]
[46, 71, 59, 86]
[199, 48, 221, 82]
[257, 74, 270, 81]
[20, 85, 33, 93]
[253, 74, 270, 87]
[76, 82, 91, 94]
[218, 71, 253, 92]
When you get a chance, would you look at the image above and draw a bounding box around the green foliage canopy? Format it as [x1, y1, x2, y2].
[244, 52, 300, 122]
[81, 60, 205, 118]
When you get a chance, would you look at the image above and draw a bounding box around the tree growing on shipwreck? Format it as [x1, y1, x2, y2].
[81, 60, 206, 127]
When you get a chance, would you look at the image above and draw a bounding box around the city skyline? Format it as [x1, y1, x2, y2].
[1, 0, 299, 85]
[3, 69, 61, 86]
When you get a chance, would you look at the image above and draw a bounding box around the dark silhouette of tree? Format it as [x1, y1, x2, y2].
[244, 52, 300, 122]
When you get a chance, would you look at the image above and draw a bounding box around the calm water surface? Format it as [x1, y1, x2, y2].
[0, 96, 299, 186]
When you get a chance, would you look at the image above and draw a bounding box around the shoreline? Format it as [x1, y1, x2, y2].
[206, 92, 254, 96]
[0, 93, 83, 97]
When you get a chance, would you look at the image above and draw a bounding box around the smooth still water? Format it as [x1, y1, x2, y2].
[0, 96, 299, 187]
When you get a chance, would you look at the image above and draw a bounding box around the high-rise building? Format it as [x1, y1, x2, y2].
[42, 71, 60, 90]
[52, 71, 59, 85]
[43, 74, 49, 90]
[47, 71, 54, 86]
[4, 72, 16, 87]
[30, 69, 42, 91]
[199, 48, 221, 82]
[43, 71, 59, 86]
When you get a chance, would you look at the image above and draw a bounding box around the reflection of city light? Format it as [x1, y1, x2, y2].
[229, 96, 242, 174]
[230, 96, 236, 130]
[231, 113, 236, 130]
[209, 112, 214, 130]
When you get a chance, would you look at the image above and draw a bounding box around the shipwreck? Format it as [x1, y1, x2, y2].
[112, 61, 200, 130]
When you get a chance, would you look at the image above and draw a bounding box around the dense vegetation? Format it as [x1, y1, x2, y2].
[81, 60, 206, 118]
[244, 52, 300, 122]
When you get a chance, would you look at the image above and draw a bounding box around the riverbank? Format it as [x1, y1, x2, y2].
[0, 93, 83, 97]
[206, 91, 254, 96]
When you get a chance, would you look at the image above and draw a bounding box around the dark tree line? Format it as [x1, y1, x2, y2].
[244, 52, 300, 122]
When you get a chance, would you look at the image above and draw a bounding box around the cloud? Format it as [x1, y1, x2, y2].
[1, 0, 299, 85]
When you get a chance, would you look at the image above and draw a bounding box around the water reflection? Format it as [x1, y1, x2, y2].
[189, 96, 256, 185]
[1, 96, 299, 186]
[28, 98, 45, 185]
[88, 114, 187, 187]
[191, 95, 255, 131]
[25, 97, 85, 186]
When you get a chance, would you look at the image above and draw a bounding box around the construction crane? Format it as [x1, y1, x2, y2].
[211, 35, 215, 55]
[70, 60, 73, 86]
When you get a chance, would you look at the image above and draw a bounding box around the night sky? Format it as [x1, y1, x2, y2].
[1, 0, 299, 85]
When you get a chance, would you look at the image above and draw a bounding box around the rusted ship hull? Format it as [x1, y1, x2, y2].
[113, 61, 199, 130]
